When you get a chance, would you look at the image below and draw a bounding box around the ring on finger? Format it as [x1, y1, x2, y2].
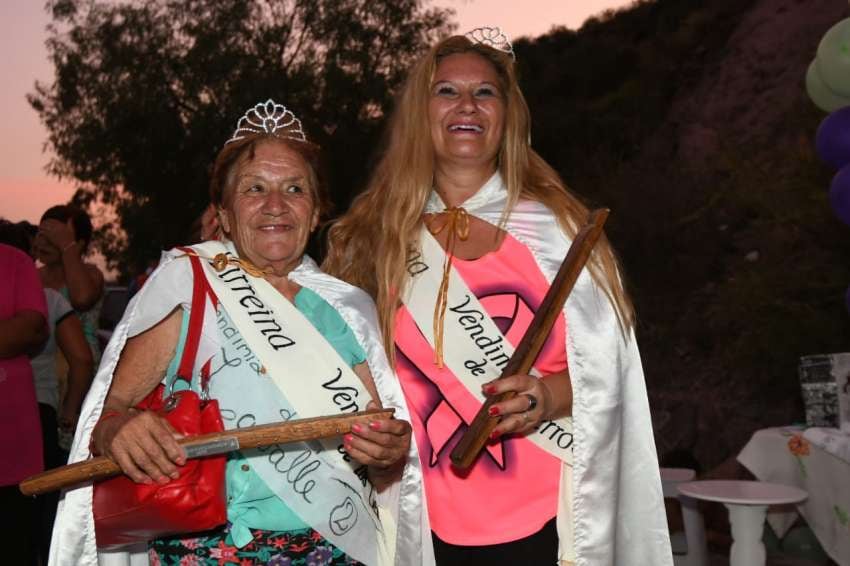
[524, 393, 538, 412]
[522, 411, 530, 423]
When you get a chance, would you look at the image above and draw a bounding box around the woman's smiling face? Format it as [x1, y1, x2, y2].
[219, 138, 318, 273]
[428, 52, 506, 170]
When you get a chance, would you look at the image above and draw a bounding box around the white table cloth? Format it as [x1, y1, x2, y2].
[737, 426, 850, 565]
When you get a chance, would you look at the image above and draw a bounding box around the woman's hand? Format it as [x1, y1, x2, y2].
[482, 370, 572, 439]
[345, 401, 411, 491]
[57, 401, 79, 435]
[92, 409, 186, 485]
[39, 218, 77, 253]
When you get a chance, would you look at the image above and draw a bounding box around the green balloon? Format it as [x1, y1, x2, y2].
[816, 17, 850, 96]
[806, 59, 850, 112]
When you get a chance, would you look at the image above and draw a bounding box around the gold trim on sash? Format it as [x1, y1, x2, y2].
[179, 249, 272, 278]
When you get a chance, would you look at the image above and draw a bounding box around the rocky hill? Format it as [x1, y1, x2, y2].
[518, 0, 850, 471]
[661, 0, 849, 165]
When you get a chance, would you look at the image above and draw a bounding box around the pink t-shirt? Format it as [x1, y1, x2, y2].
[0, 244, 47, 485]
[395, 233, 566, 545]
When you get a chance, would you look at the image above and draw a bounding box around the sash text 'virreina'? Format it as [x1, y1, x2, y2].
[216, 265, 295, 350]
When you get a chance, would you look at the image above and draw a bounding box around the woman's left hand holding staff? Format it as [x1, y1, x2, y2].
[482, 371, 573, 438]
[345, 400, 412, 491]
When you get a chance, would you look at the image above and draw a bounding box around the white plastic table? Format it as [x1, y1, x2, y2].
[677, 480, 807, 566]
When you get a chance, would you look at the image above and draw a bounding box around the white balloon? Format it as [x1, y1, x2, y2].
[807, 59, 850, 112]
[816, 17, 850, 96]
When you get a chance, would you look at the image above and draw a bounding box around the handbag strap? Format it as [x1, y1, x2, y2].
[173, 247, 219, 394]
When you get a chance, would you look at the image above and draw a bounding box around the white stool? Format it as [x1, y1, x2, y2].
[660, 468, 708, 566]
[677, 480, 808, 566]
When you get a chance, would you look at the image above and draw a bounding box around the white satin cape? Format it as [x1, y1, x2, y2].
[49, 247, 434, 566]
[424, 173, 672, 566]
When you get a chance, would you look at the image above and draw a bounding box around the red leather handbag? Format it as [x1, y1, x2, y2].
[93, 252, 228, 548]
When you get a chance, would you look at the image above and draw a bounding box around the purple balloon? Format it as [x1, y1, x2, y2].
[816, 106, 850, 170]
[830, 164, 850, 226]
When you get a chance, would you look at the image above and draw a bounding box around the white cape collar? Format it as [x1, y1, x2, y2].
[424, 171, 505, 215]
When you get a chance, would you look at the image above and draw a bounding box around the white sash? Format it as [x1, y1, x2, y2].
[192, 241, 391, 566]
[403, 227, 575, 464]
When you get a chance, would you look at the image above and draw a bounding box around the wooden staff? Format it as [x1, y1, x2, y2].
[449, 209, 609, 469]
[20, 408, 394, 496]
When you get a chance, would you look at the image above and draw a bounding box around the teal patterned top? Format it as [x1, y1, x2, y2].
[166, 286, 367, 547]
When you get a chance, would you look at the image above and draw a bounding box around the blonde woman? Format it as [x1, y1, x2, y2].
[325, 29, 672, 565]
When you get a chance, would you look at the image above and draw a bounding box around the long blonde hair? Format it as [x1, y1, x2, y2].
[324, 35, 635, 355]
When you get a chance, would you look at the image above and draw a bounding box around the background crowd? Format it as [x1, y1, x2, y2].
[0, 207, 101, 564]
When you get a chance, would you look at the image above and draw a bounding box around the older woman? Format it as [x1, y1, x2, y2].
[50, 100, 432, 566]
[324, 29, 671, 565]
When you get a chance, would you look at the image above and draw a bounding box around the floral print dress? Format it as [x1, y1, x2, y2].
[148, 524, 361, 565]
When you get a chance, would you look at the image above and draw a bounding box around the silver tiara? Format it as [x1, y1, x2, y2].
[226, 99, 307, 145]
[464, 26, 515, 61]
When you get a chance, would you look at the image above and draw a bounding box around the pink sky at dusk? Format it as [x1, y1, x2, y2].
[0, 0, 631, 224]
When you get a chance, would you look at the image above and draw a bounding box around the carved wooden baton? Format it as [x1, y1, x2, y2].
[449, 209, 609, 469]
[20, 408, 394, 496]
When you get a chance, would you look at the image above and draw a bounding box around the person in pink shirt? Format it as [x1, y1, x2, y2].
[325, 29, 671, 565]
[0, 237, 49, 565]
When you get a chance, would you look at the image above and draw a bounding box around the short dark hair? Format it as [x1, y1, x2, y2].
[40, 205, 94, 249]
[0, 219, 34, 254]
